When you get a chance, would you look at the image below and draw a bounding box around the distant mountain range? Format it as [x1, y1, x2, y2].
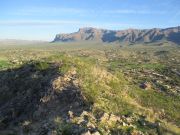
[53, 26, 180, 44]
[0, 39, 47, 45]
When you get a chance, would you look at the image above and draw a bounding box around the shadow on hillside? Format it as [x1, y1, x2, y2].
[0, 61, 91, 134]
[168, 32, 180, 45]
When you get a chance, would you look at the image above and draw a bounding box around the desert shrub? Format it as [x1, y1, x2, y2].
[34, 61, 50, 71]
[56, 123, 73, 135]
[0, 60, 10, 69]
[59, 63, 71, 74]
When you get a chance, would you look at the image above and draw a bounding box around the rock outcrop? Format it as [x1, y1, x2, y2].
[0, 62, 90, 135]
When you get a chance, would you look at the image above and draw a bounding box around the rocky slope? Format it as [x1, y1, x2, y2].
[53, 26, 180, 44]
[0, 62, 91, 135]
[0, 61, 144, 135]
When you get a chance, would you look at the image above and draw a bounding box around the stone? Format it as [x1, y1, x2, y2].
[48, 130, 57, 135]
[77, 117, 86, 125]
[64, 76, 71, 82]
[100, 113, 109, 122]
[126, 117, 133, 123]
[22, 120, 31, 126]
[81, 111, 89, 117]
[122, 122, 128, 126]
[131, 130, 144, 135]
[109, 114, 121, 122]
[71, 69, 77, 75]
[68, 111, 74, 119]
[92, 131, 101, 135]
[81, 130, 91, 135]
[87, 122, 96, 129]
[140, 81, 151, 90]
[73, 80, 79, 87]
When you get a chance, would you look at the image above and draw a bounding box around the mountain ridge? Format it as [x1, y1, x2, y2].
[53, 26, 180, 44]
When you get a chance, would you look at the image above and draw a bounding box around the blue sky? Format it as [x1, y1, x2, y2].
[0, 0, 180, 41]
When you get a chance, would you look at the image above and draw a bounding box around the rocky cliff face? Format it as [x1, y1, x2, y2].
[53, 26, 180, 44]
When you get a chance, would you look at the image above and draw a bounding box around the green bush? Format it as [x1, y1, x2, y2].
[34, 61, 50, 71]
[0, 60, 10, 69]
[56, 123, 73, 135]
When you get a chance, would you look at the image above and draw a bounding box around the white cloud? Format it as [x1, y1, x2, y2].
[0, 19, 137, 29]
[0, 20, 83, 26]
[8, 6, 167, 17]
[104, 9, 167, 15]
[10, 7, 94, 16]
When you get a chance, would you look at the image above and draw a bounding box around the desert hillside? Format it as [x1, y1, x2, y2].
[0, 42, 180, 135]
